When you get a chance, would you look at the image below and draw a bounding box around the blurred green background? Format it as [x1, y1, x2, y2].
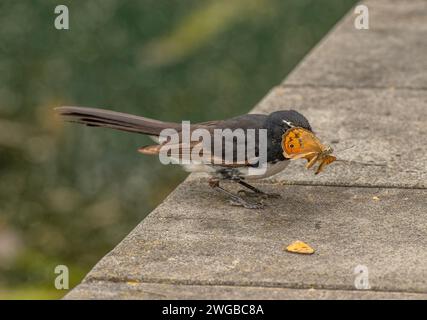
[0, 0, 356, 299]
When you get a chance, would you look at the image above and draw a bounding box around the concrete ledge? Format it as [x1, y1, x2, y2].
[66, 281, 427, 300]
[65, 0, 427, 299]
[67, 182, 427, 295]
[286, 0, 427, 88]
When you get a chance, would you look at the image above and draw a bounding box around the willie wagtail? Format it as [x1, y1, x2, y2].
[55, 106, 312, 209]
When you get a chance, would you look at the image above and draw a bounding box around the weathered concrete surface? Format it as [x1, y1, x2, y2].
[67, 182, 427, 295]
[286, 0, 427, 89]
[65, 0, 427, 299]
[66, 281, 427, 300]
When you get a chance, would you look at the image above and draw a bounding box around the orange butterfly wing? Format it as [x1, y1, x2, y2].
[315, 155, 336, 174]
[282, 127, 336, 174]
[282, 127, 323, 160]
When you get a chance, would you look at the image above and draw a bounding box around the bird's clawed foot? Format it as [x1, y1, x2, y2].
[229, 198, 264, 209]
[237, 189, 281, 199]
[236, 180, 280, 199]
[209, 178, 264, 210]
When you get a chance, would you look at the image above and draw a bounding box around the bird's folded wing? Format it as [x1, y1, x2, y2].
[139, 140, 260, 167]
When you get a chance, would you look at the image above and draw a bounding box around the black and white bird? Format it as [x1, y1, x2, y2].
[55, 106, 312, 209]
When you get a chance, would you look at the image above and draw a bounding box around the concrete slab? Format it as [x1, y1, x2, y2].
[286, 0, 427, 88]
[65, 280, 427, 300]
[366, 0, 427, 32]
[80, 182, 427, 294]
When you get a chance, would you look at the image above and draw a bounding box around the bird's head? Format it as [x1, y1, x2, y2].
[264, 110, 312, 162]
[266, 109, 312, 135]
[270, 110, 312, 131]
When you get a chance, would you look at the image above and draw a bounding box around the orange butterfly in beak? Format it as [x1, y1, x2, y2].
[282, 127, 336, 174]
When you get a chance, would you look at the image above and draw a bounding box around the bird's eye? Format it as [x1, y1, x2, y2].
[290, 144, 294, 148]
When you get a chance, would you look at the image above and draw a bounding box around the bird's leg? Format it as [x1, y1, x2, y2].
[208, 179, 264, 209]
[235, 179, 281, 199]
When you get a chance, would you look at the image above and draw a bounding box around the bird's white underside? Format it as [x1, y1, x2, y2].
[182, 160, 289, 180]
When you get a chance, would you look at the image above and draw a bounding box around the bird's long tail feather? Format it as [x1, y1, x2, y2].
[55, 106, 182, 136]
